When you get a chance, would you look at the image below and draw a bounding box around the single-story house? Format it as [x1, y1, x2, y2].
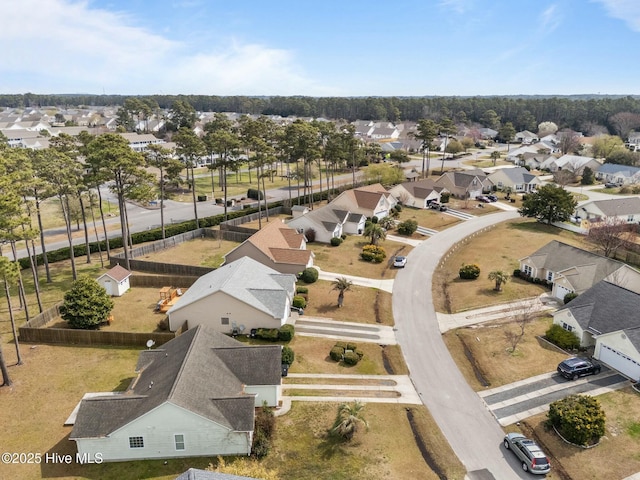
[515, 130, 539, 145]
[167, 257, 296, 333]
[519, 240, 626, 300]
[595, 163, 640, 185]
[97, 265, 132, 297]
[434, 169, 491, 199]
[539, 154, 601, 175]
[70, 325, 282, 462]
[328, 183, 398, 219]
[224, 219, 313, 275]
[388, 179, 447, 208]
[553, 279, 640, 381]
[286, 206, 355, 243]
[487, 167, 541, 193]
[574, 197, 640, 226]
[505, 145, 540, 163]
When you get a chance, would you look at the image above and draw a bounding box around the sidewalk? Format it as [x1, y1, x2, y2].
[435, 294, 562, 333]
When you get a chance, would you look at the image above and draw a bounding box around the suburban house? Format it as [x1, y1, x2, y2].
[388, 178, 447, 208]
[96, 265, 132, 297]
[552, 277, 640, 382]
[223, 219, 314, 275]
[167, 257, 296, 333]
[119, 132, 166, 152]
[539, 154, 601, 175]
[487, 167, 541, 193]
[70, 325, 282, 462]
[515, 130, 539, 145]
[287, 206, 352, 243]
[574, 197, 640, 226]
[519, 240, 627, 300]
[627, 132, 640, 151]
[434, 169, 491, 199]
[328, 183, 398, 219]
[505, 145, 540, 163]
[596, 163, 640, 185]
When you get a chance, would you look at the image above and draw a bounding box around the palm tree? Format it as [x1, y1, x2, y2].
[331, 276, 353, 307]
[488, 270, 509, 291]
[330, 401, 368, 441]
[363, 222, 386, 246]
[379, 216, 396, 230]
[490, 150, 501, 166]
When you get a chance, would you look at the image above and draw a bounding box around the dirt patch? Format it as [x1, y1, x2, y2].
[406, 407, 448, 480]
[381, 345, 395, 374]
[457, 334, 490, 387]
[520, 420, 572, 480]
[374, 290, 382, 323]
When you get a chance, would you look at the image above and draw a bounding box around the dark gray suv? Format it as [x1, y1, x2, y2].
[503, 433, 551, 474]
[557, 357, 601, 380]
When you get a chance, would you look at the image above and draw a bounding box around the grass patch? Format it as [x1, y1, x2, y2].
[442, 316, 568, 390]
[395, 206, 462, 231]
[139, 237, 240, 268]
[432, 218, 591, 313]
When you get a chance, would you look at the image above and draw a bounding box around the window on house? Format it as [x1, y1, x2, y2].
[547, 271, 553, 282]
[221, 317, 229, 325]
[628, 215, 634, 222]
[562, 322, 573, 332]
[523, 265, 532, 276]
[129, 436, 144, 448]
[174, 434, 185, 450]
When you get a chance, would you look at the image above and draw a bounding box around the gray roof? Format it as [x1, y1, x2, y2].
[523, 241, 624, 293]
[175, 469, 258, 480]
[491, 167, 539, 185]
[168, 257, 295, 319]
[287, 206, 349, 233]
[400, 178, 443, 199]
[560, 281, 640, 348]
[597, 163, 640, 176]
[589, 197, 640, 216]
[71, 325, 281, 439]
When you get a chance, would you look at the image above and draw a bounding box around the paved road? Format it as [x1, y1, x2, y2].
[392, 210, 535, 480]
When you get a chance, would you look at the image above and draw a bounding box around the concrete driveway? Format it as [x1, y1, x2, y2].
[392, 210, 535, 480]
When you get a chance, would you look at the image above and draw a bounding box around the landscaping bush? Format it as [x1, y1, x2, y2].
[278, 324, 295, 342]
[300, 267, 319, 283]
[256, 328, 280, 341]
[394, 204, 402, 212]
[281, 345, 295, 365]
[440, 192, 450, 203]
[330, 346, 345, 362]
[459, 263, 481, 280]
[564, 292, 578, 304]
[355, 349, 364, 360]
[545, 324, 580, 350]
[360, 244, 386, 263]
[343, 351, 360, 365]
[335, 341, 347, 349]
[252, 404, 275, 458]
[371, 216, 379, 224]
[330, 237, 343, 246]
[341, 233, 347, 240]
[296, 286, 308, 294]
[397, 219, 418, 236]
[305, 228, 316, 243]
[513, 269, 521, 277]
[60, 276, 114, 329]
[292, 295, 306, 309]
[547, 394, 605, 446]
[346, 342, 357, 351]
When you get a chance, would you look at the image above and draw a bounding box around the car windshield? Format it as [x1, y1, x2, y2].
[396, 256, 405, 261]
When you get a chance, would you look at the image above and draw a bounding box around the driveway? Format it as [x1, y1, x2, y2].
[295, 316, 397, 345]
[316, 267, 395, 293]
[392, 210, 535, 479]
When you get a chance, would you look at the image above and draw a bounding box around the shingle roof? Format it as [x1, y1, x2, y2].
[589, 197, 640, 216]
[168, 257, 296, 319]
[70, 325, 280, 439]
[99, 264, 131, 282]
[560, 281, 640, 345]
[597, 163, 640, 176]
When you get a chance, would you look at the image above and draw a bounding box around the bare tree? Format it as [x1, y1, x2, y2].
[609, 112, 640, 140]
[558, 129, 581, 155]
[505, 301, 539, 354]
[553, 169, 576, 187]
[587, 217, 636, 258]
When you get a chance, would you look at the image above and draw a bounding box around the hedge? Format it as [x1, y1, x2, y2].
[545, 324, 580, 350]
[278, 324, 295, 342]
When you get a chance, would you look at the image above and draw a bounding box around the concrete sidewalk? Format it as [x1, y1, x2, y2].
[295, 316, 397, 344]
[316, 267, 395, 293]
[435, 294, 562, 333]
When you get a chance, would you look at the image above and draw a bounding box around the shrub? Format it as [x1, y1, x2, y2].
[340, 233, 347, 240]
[513, 269, 521, 277]
[335, 341, 347, 349]
[355, 349, 364, 359]
[296, 286, 308, 294]
[281, 345, 295, 365]
[459, 263, 481, 280]
[440, 192, 450, 203]
[394, 204, 402, 212]
[305, 228, 316, 243]
[547, 394, 605, 446]
[300, 267, 319, 283]
[545, 324, 580, 350]
[247, 188, 264, 200]
[256, 328, 280, 341]
[371, 216, 379, 224]
[330, 237, 343, 246]
[346, 342, 357, 351]
[59, 276, 114, 329]
[278, 324, 295, 342]
[343, 351, 360, 365]
[292, 296, 306, 309]
[252, 404, 275, 458]
[360, 244, 386, 263]
[330, 346, 345, 362]
[564, 292, 578, 304]
[397, 219, 418, 235]
[157, 317, 169, 331]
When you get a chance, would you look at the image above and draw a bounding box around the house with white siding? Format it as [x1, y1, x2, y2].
[328, 183, 397, 219]
[388, 178, 447, 208]
[574, 197, 640, 226]
[487, 167, 541, 193]
[70, 325, 282, 461]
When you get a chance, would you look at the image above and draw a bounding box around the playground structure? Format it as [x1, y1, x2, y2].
[156, 286, 184, 313]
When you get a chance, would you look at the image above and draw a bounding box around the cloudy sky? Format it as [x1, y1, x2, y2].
[1, 0, 638, 96]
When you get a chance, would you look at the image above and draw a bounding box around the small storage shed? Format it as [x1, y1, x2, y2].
[97, 265, 132, 297]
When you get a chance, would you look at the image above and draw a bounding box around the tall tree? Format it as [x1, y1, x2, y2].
[145, 144, 182, 239]
[282, 120, 321, 207]
[587, 217, 636, 258]
[414, 119, 438, 176]
[173, 128, 205, 228]
[498, 121, 516, 151]
[438, 118, 456, 173]
[0, 256, 22, 365]
[519, 184, 577, 224]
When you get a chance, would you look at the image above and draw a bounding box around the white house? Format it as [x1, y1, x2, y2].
[595, 163, 640, 185]
[388, 179, 446, 208]
[487, 167, 541, 193]
[553, 278, 640, 382]
[540, 154, 601, 175]
[70, 325, 282, 461]
[167, 257, 296, 333]
[287, 206, 356, 243]
[329, 183, 398, 219]
[97, 265, 132, 297]
[574, 197, 640, 226]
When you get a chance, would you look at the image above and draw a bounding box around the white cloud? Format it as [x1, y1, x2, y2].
[438, 0, 474, 14]
[594, 0, 640, 31]
[539, 4, 561, 33]
[0, 0, 333, 95]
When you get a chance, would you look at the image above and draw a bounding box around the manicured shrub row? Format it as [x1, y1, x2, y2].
[512, 270, 553, 290]
[545, 324, 580, 350]
[292, 295, 306, 309]
[255, 324, 295, 342]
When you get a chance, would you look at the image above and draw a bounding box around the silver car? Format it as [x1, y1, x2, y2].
[503, 432, 551, 475]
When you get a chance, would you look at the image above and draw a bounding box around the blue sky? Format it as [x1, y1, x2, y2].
[2, 0, 639, 96]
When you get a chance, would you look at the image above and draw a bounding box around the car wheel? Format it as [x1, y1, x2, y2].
[594, 367, 601, 374]
[572, 373, 579, 381]
[504, 439, 510, 450]
[522, 462, 529, 472]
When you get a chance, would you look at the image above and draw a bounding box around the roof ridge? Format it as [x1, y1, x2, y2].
[167, 327, 201, 400]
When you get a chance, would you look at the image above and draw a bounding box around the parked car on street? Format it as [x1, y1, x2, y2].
[557, 357, 601, 380]
[604, 182, 622, 188]
[503, 433, 551, 475]
[393, 256, 407, 268]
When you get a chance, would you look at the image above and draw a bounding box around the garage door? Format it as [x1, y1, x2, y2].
[554, 285, 572, 301]
[599, 344, 640, 381]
